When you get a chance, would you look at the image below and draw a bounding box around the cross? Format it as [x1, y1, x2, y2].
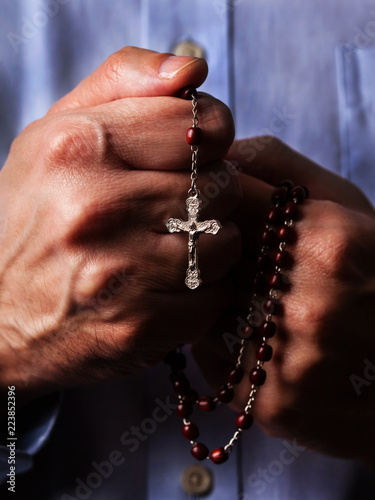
[166, 195, 221, 289]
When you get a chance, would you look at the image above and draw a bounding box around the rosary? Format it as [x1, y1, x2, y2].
[165, 87, 309, 464]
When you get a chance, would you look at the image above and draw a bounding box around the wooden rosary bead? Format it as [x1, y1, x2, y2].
[249, 367, 267, 386]
[283, 201, 297, 218]
[182, 423, 200, 441]
[274, 250, 287, 267]
[280, 179, 294, 192]
[272, 187, 289, 206]
[236, 412, 254, 430]
[179, 85, 197, 100]
[260, 320, 276, 338]
[263, 298, 281, 315]
[176, 401, 193, 418]
[277, 225, 292, 242]
[301, 185, 309, 198]
[217, 386, 234, 404]
[291, 185, 307, 203]
[256, 343, 273, 362]
[173, 378, 190, 395]
[267, 207, 283, 225]
[262, 229, 276, 247]
[269, 272, 283, 289]
[191, 443, 209, 461]
[240, 324, 252, 337]
[187, 126, 202, 145]
[183, 389, 199, 404]
[198, 396, 216, 412]
[227, 367, 244, 385]
[210, 447, 228, 464]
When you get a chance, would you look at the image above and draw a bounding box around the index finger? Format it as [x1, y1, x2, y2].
[227, 137, 374, 214]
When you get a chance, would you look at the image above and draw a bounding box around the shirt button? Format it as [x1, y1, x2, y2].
[172, 40, 206, 59]
[180, 465, 213, 496]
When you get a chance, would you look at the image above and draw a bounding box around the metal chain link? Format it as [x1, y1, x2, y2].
[188, 95, 199, 197]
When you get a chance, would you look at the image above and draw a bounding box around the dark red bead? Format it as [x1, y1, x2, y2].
[262, 230, 276, 247]
[187, 127, 202, 145]
[277, 225, 292, 242]
[260, 320, 276, 338]
[263, 299, 281, 315]
[173, 378, 190, 395]
[267, 207, 283, 225]
[183, 389, 199, 404]
[191, 443, 209, 461]
[257, 254, 271, 271]
[176, 401, 193, 418]
[280, 179, 294, 192]
[240, 324, 251, 337]
[179, 86, 197, 100]
[256, 343, 273, 362]
[272, 187, 288, 206]
[182, 423, 199, 441]
[269, 272, 283, 289]
[170, 373, 190, 395]
[291, 185, 307, 204]
[301, 185, 309, 198]
[274, 250, 287, 267]
[227, 367, 244, 385]
[198, 396, 216, 412]
[236, 412, 254, 430]
[283, 201, 297, 218]
[210, 447, 228, 464]
[217, 385, 234, 404]
[249, 367, 267, 386]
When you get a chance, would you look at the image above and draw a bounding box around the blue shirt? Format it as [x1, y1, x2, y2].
[0, 1, 375, 498]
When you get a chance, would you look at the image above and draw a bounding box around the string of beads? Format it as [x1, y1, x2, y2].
[164, 86, 309, 464]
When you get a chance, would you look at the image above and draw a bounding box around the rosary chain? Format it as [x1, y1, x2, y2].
[165, 87, 310, 464]
[189, 95, 199, 197]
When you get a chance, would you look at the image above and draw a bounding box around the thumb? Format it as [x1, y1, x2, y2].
[49, 46, 208, 114]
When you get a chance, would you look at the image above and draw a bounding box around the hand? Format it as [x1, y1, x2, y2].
[193, 136, 375, 465]
[0, 48, 242, 406]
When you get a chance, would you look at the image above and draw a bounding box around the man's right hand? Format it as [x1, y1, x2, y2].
[0, 47, 241, 406]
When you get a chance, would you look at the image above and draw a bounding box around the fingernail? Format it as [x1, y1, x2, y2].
[159, 55, 199, 79]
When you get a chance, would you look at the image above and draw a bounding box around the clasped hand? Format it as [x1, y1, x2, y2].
[0, 47, 374, 467]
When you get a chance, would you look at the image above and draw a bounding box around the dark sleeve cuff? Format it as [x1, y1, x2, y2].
[0, 391, 62, 482]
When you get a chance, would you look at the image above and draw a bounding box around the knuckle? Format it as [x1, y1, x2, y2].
[202, 96, 235, 155]
[42, 114, 107, 169]
[101, 47, 131, 85]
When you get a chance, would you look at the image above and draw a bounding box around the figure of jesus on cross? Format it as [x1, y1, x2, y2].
[166, 195, 221, 289]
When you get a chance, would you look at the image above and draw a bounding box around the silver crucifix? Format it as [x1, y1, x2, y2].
[166, 195, 221, 289]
